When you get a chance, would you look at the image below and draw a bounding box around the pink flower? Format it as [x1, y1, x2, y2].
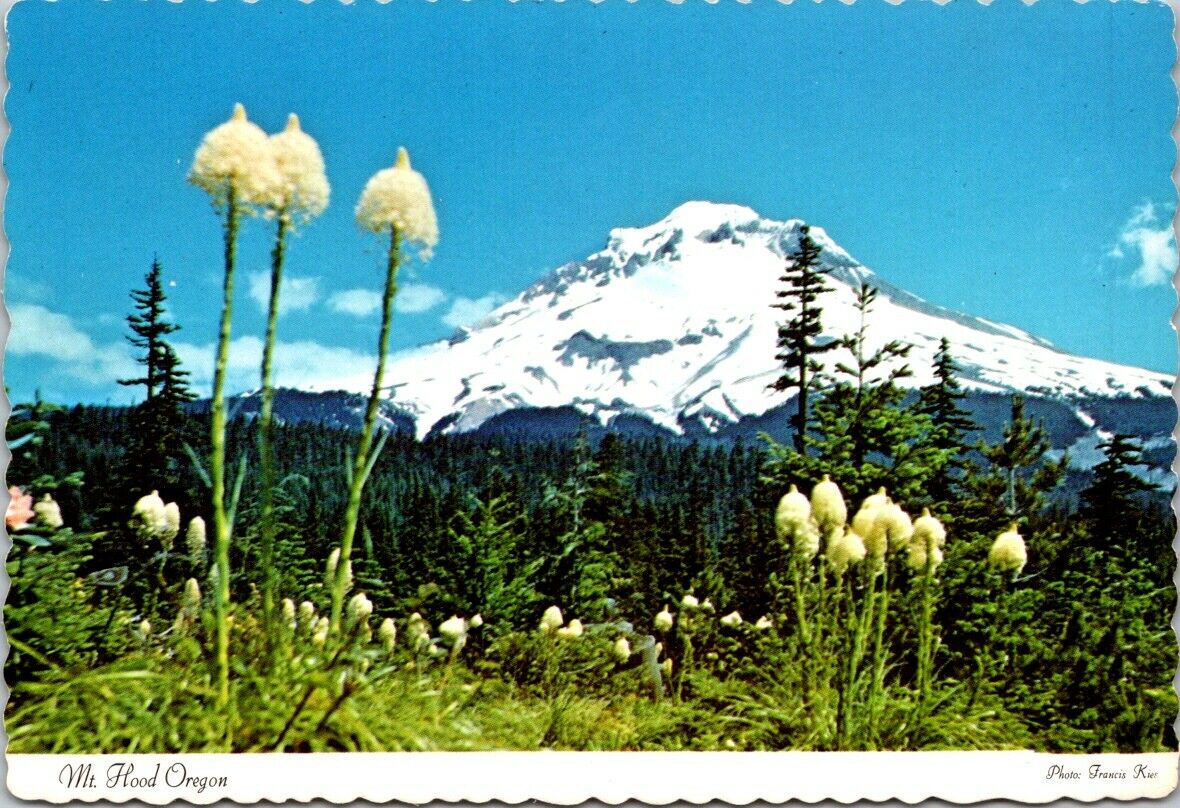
[6, 486, 34, 531]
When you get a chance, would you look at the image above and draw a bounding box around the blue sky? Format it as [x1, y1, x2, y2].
[4, 0, 1175, 405]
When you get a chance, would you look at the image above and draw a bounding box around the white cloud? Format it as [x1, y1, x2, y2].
[175, 336, 377, 396]
[327, 288, 382, 317]
[396, 283, 448, 314]
[1111, 201, 1177, 287]
[328, 283, 448, 317]
[7, 304, 137, 385]
[442, 293, 507, 329]
[248, 271, 321, 315]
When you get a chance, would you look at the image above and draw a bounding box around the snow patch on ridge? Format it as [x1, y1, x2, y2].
[320, 201, 1174, 441]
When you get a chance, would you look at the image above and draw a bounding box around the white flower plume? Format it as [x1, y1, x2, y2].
[355, 147, 439, 257]
[189, 103, 283, 209]
[268, 113, 330, 225]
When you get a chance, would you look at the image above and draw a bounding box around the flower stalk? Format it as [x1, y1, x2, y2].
[257, 212, 287, 634]
[330, 225, 401, 633]
[331, 148, 435, 633]
[209, 183, 240, 706]
[190, 104, 281, 707]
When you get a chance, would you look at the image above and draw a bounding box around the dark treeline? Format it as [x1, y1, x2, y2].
[12, 396, 1177, 752]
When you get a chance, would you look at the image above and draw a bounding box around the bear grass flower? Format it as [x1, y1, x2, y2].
[720, 611, 743, 628]
[775, 484, 818, 556]
[775, 484, 811, 528]
[161, 501, 181, 549]
[539, 605, 564, 634]
[331, 147, 438, 634]
[469, 613, 484, 629]
[185, 516, 206, 561]
[183, 578, 202, 611]
[613, 637, 632, 663]
[852, 502, 887, 560]
[345, 593, 373, 629]
[754, 615, 773, 630]
[298, 601, 317, 629]
[654, 606, 674, 633]
[326, 548, 353, 593]
[33, 494, 64, 530]
[810, 475, 847, 536]
[311, 616, 330, 648]
[906, 538, 944, 572]
[556, 619, 584, 640]
[989, 525, 1028, 575]
[408, 612, 433, 653]
[881, 502, 914, 552]
[281, 598, 297, 630]
[255, 114, 330, 632]
[378, 618, 398, 653]
[827, 527, 867, 575]
[189, 103, 282, 210]
[681, 594, 700, 610]
[355, 147, 439, 259]
[266, 113, 329, 225]
[907, 508, 947, 573]
[6, 486, 34, 532]
[439, 615, 468, 647]
[130, 490, 167, 541]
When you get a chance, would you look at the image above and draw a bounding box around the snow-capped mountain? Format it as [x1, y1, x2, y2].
[256, 202, 1170, 475]
[343, 201, 1170, 460]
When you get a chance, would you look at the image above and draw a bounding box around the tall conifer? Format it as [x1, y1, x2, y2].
[771, 225, 837, 453]
[118, 259, 195, 495]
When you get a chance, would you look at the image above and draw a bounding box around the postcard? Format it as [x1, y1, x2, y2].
[3, 0, 1177, 803]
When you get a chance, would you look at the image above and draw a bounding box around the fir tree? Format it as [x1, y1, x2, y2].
[766, 283, 938, 506]
[770, 225, 838, 453]
[1079, 434, 1159, 556]
[962, 394, 1064, 531]
[916, 338, 977, 507]
[117, 259, 196, 495]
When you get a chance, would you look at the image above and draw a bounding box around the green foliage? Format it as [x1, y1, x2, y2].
[7, 392, 1176, 753]
[963, 394, 1065, 531]
[762, 283, 943, 508]
[117, 258, 197, 498]
[916, 337, 977, 507]
[770, 224, 838, 452]
[6, 530, 134, 688]
[436, 491, 542, 633]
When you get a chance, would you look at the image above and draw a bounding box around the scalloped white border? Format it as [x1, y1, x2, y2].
[5, 752, 1179, 804]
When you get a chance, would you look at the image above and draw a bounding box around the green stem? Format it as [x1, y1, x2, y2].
[791, 559, 814, 707]
[913, 546, 937, 732]
[258, 214, 289, 636]
[867, 561, 891, 745]
[843, 565, 876, 748]
[211, 188, 240, 708]
[330, 225, 401, 632]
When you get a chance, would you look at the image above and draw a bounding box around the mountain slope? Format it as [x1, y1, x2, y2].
[341, 202, 1171, 454]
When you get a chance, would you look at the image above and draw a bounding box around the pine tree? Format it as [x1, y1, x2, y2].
[1079, 434, 1158, 555]
[917, 338, 977, 507]
[771, 225, 838, 453]
[963, 394, 1064, 531]
[765, 283, 938, 506]
[118, 259, 196, 495]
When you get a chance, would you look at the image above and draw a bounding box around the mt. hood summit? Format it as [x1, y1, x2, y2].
[320, 201, 1171, 447]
